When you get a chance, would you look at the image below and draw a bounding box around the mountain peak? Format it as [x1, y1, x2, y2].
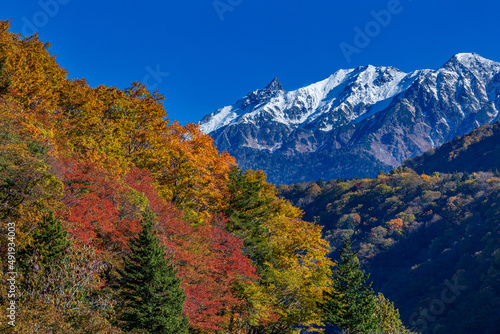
[264, 78, 284, 91]
[444, 52, 497, 68]
[442, 53, 500, 82]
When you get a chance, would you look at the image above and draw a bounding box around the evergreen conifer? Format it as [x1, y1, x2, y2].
[20, 211, 69, 272]
[118, 209, 188, 334]
[321, 238, 377, 333]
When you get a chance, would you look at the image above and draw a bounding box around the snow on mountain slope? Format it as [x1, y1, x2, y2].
[199, 53, 500, 184]
[200, 66, 422, 135]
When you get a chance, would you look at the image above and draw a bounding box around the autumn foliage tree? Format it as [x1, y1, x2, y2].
[224, 167, 333, 333]
[58, 158, 143, 253]
[0, 20, 66, 114]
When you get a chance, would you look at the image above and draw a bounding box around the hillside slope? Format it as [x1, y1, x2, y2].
[403, 121, 500, 174]
[279, 170, 500, 334]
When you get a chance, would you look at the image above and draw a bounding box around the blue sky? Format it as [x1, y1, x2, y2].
[2, 0, 500, 124]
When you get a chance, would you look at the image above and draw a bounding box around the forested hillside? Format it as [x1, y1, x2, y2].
[0, 21, 332, 333]
[0, 20, 414, 334]
[280, 168, 500, 334]
[403, 121, 500, 174]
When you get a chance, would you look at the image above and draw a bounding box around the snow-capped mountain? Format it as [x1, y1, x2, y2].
[199, 53, 500, 184]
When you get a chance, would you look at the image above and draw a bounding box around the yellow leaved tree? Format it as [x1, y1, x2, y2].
[224, 168, 333, 333]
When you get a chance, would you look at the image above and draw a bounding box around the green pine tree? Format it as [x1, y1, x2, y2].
[224, 166, 274, 233]
[223, 166, 275, 266]
[20, 211, 69, 272]
[34, 211, 68, 260]
[321, 238, 377, 334]
[118, 209, 188, 334]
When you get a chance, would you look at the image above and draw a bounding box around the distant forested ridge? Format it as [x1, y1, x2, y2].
[403, 120, 500, 175]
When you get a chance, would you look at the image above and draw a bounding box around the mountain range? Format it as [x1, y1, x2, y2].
[199, 53, 500, 184]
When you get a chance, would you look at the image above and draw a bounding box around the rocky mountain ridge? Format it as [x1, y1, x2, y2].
[200, 53, 500, 184]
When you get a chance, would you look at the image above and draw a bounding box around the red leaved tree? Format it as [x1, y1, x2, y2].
[125, 167, 258, 331]
[57, 158, 142, 252]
